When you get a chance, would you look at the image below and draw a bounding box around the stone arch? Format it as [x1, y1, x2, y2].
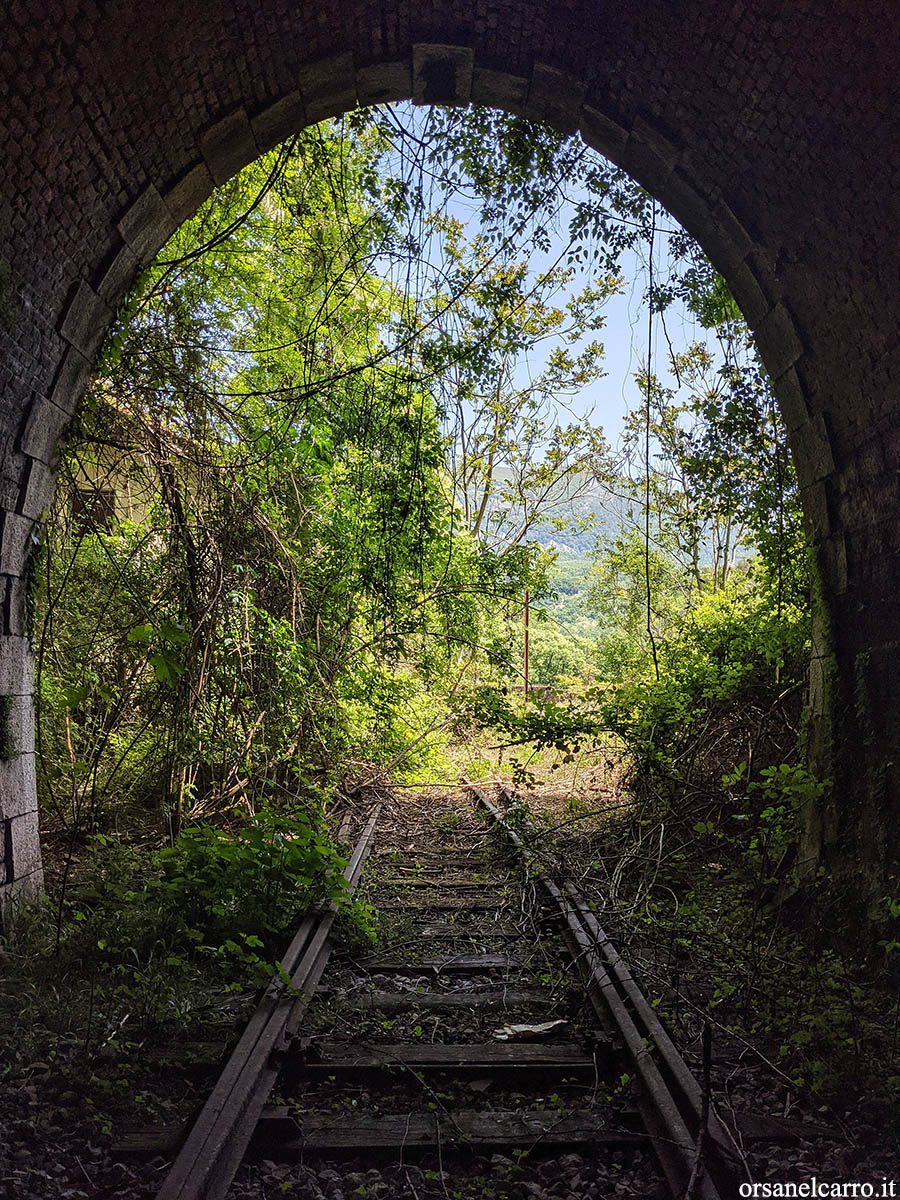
[1, 5, 896, 912]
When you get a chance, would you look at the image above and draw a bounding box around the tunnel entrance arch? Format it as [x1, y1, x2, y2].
[1, 5, 897, 913]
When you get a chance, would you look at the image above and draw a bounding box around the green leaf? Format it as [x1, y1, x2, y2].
[148, 652, 184, 686]
[126, 624, 154, 644]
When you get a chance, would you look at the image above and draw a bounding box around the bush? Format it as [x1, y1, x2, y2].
[596, 580, 809, 793]
[26, 808, 370, 1031]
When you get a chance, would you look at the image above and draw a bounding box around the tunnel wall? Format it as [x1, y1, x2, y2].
[2, 1, 899, 910]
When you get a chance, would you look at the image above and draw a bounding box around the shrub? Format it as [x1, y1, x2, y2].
[29, 807, 370, 1031]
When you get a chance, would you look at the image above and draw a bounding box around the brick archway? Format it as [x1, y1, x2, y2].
[2, 3, 897, 911]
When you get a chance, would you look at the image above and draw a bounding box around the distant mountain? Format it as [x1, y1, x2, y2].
[478, 470, 630, 558]
[478, 469, 747, 565]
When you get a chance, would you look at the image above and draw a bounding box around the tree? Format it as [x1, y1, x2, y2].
[37, 123, 501, 833]
[413, 217, 618, 557]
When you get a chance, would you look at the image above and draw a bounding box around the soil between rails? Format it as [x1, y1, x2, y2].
[226, 785, 664, 1200]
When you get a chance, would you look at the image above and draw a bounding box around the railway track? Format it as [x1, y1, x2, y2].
[138, 783, 749, 1200]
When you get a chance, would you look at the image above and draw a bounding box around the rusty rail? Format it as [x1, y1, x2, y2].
[156, 805, 381, 1200]
[467, 780, 742, 1200]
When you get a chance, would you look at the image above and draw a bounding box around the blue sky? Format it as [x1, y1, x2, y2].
[376, 103, 718, 452]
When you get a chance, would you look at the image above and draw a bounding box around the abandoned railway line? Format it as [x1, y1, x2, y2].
[117, 784, 822, 1200]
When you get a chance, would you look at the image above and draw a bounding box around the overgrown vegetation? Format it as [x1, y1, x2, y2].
[8, 103, 895, 1123]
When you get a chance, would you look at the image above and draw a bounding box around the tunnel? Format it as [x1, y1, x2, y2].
[1, 1, 898, 914]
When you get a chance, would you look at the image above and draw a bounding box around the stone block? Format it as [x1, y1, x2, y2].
[810, 610, 832, 663]
[666, 191, 750, 280]
[96, 239, 142, 305]
[298, 53, 357, 122]
[800, 479, 830, 541]
[525, 63, 585, 135]
[49, 346, 93, 415]
[0, 753, 36, 819]
[3, 694, 33, 757]
[1, 576, 29, 638]
[651, 163, 712, 233]
[723, 257, 771, 329]
[0, 511, 34, 577]
[59, 279, 113, 359]
[709, 198, 754, 261]
[818, 532, 848, 595]
[809, 651, 829, 709]
[5, 808, 42, 880]
[251, 91, 306, 152]
[744, 245, 782, 312]
[412, 44, 474, 106]
[787, 413, 835, 488]
[356, 62, 411, 106]
[201, 109, 258, 187]
[471, 67, 527, 113]
[621, 136, 673, 191]
[117, 183, 178, 264]
[17, 456, 57, 519]
[621, 115, 681, 190]
[578, 103, 628, 157]
[0, 637, 34, 696]
[772, 365, 810, 432]
[755, 301, 803, 380]
[19, 397, 70, 465]
[164, 161, 216, 226]
[0, 865, 44, 919]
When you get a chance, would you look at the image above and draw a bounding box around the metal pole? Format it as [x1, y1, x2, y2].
[523, 590, 529, 698]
